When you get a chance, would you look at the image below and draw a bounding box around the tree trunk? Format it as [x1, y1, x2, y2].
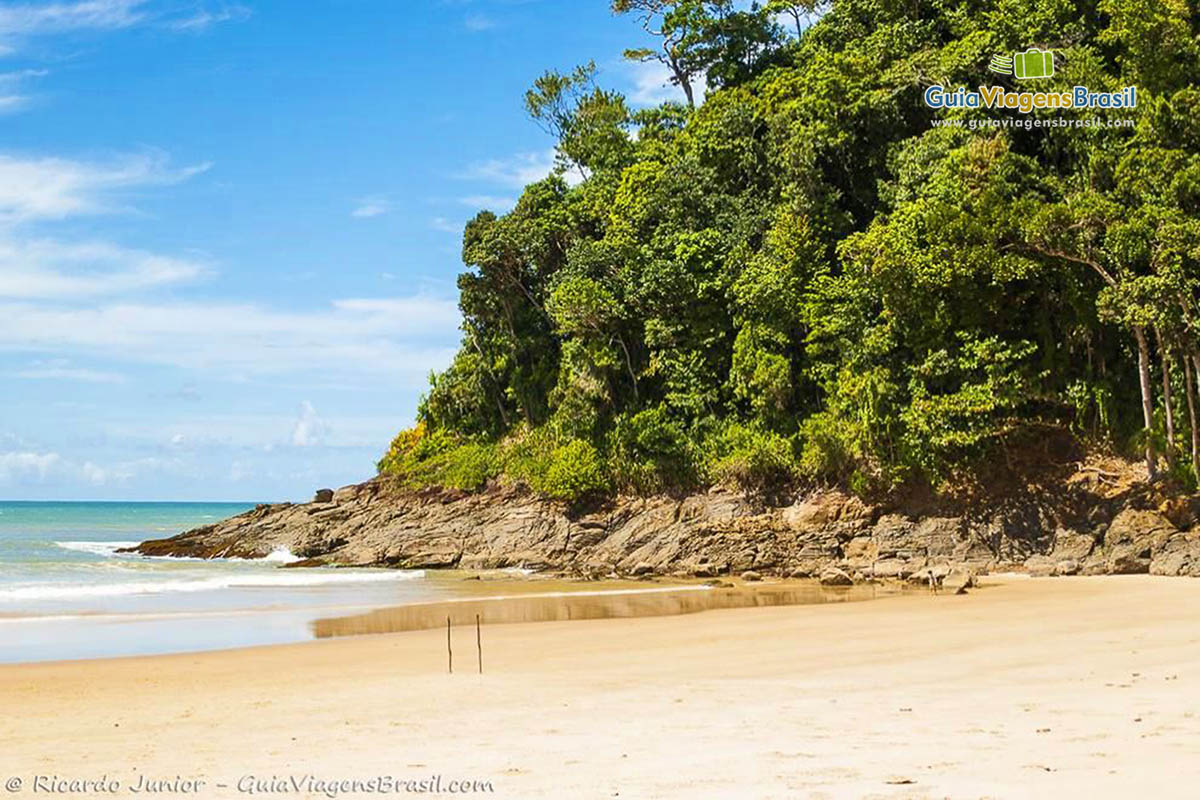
[614, 334, 639, 403]
[666, 52, 695, 108]
[1134, 325, 1158, 478]
[1184, 352, 1199, 481]
[675, 70, 695, 107]
[1156, 328, 1176, 470]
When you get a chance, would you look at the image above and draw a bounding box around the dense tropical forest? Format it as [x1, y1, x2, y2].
[379, 0, 1200, 501]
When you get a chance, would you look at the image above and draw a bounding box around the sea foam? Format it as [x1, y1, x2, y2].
[56, 541, 304, 564]
[0, 569, 426, 602]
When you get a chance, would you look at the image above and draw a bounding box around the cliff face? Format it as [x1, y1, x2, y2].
[128, 466, 1200, 581]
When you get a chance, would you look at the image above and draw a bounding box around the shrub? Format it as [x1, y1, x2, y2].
[378, 423, 450, 482]
[377, 423, 499, 491]
[499, 425, 558, 489]
[701, 421, 798, 491]
[797, 411, 860, 482]
[435, 442, 501, 490]
[608, 406, 700, 493]
[538, 439, 609, 501]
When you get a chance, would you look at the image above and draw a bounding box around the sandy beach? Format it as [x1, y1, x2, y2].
[3, 575, 1199, 799]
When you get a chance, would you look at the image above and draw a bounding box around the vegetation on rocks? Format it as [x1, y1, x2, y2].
[380, 0, 1200, 502]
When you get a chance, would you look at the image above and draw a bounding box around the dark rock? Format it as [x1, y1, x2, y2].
[313, 488, 334, 503]
[1150, 534, 1200, 577]
[1107, 549, 1150, 574]
[123, 472, 1200, 584]
[1051, 528, 1096, 561]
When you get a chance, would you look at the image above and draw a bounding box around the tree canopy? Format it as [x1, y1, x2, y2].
[381, 0, 1200, 501]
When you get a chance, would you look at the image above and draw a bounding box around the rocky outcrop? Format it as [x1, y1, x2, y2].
[125, 469, 1200, 581]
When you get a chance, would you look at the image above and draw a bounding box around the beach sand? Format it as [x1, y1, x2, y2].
[3, 575, 1199, 799]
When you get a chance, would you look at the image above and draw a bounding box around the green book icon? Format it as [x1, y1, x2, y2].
[1013, 48, 1054, 79]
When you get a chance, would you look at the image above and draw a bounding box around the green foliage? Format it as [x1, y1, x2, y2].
[378, 424, 501, 491]
[702, 421, 799, 491]
[502, 429, 609, 501]
[797, 411, 868, 485]
[608, 406, 701, 492]
[540, 439, 610, 501]
[388, 0, 1200, 498]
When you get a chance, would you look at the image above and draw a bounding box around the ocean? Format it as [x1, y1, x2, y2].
[0, 501, 441, 662]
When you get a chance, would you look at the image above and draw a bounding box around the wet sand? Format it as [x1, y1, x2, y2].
[2, 575, 1199, 798]
[312, 580, 894, 638]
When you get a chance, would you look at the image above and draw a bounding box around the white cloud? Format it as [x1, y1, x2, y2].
[0, 68, 46, 112]
[291, 401, 327, 447]
[463, 13, 495, 32]
[0, 450, 61, 481]
[0, 151, 210, 303]
[14, 362, 126, 382]
[0, 1, 246, 57]
[81, 460, 115, 485]
[351, 195, 388, 218]
[458, 194, 515, 211]
[0, 295, 461, 377]
[0, 0, 146, 37]
[620, 59, 707, 106]
[430, 216, 461, 233]
[0, 151, 209, 223]
[460, 149, 559, 189]
[0, 238, 206, 298]
[167, 4, 251, 32]
[101, 411, 408, 452]
[0, 68, 47, 83]
[0, 448, 165, 489]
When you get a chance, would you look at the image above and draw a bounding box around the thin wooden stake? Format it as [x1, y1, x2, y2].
[446, 616, 453, 674]
[476, 613, 483, 675]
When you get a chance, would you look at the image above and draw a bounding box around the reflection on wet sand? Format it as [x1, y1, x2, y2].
[311, 581, 902, 639]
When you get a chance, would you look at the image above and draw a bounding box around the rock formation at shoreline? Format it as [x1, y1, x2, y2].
[127, 463, 1200, 581]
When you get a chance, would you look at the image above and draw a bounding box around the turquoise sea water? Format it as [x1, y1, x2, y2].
[0, 502, 444, 662]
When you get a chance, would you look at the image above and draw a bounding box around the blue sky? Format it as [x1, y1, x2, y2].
[0, 0, 681, 501]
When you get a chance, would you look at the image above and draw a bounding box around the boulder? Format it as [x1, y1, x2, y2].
[1150, 533, 1200, 577]
[943, 568, 974, 594]
[868, 558, 909, 579]
[783, 491, 873, 532]
[819, 567, 854, 586]
[1105, 509, 1176, 551]
[331, 485, 359, 503]
[740, 570, 763, 582]
[1103, 509, 1176, 575]
[1159, 497, 1200, 530]
[1053, 559, 1080, 576]
[1107, 547, 1150, 574]
[1051, 528, 1096, 561]
[1023, 554, 1056, 577]
[312, 488, 334, 503]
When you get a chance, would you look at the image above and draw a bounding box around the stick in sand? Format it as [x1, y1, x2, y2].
[476, 613, 483, 675]
[446, 616, 452, 674]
